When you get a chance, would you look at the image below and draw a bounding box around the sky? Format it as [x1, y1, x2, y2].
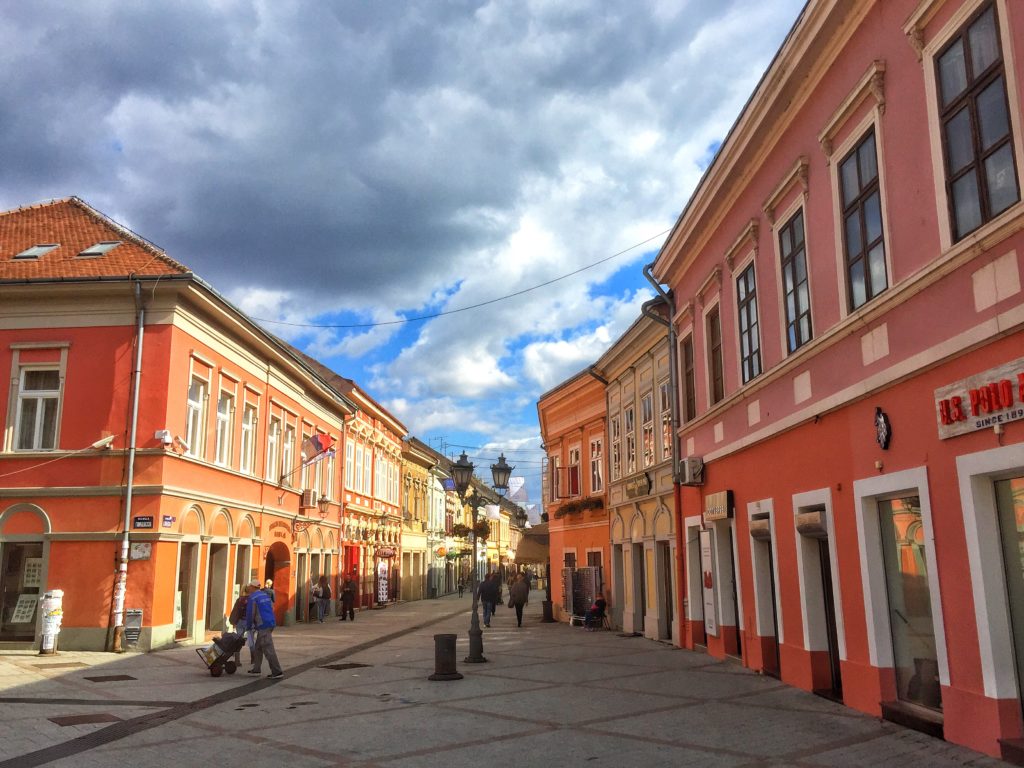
[0, 0, 805, 503]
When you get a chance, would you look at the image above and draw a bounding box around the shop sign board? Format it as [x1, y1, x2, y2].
[624, 472, 652, 498]
[699, 529, 718, 637]
[934, 356, 1024, 439]
[703, 490, 733, 523]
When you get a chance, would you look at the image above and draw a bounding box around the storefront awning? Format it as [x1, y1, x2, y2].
[514, 523, 549, 564]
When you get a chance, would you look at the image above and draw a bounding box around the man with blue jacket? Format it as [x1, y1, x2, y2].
[245, 577, 283, 679]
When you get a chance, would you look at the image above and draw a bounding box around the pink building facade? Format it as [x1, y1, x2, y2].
[653, 0, 1024, 759]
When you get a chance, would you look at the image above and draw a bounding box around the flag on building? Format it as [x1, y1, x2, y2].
[301, 433, 335, 462]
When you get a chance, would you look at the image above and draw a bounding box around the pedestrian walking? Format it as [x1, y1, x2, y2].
[263, 579, 275, 602]
[477, 573, 498, 627]
[338, 571, 357, 621]
[510, 573, 530, 627]
[245, 577, 283, 679]
[228, 584, 251, 667]
[457, 580, 465, 598]
[314, 575, 331, 623]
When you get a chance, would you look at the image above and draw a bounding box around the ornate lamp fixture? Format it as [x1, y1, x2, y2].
[293, 495, 331, 533]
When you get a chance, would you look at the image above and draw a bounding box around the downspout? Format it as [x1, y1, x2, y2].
[642, 263, 679, 482]
[643, 263, 686, 646]
[109, 280, 145, 652]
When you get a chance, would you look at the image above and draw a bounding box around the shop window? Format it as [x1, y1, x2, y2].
[0, 542, 44, 640]
[937, 2, 1019, 241]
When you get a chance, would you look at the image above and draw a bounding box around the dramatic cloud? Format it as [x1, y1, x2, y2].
[0, 0, 805, 495]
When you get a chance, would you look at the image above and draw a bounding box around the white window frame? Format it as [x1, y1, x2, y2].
[266, 416, 281, 483]
[239, 402, 257, 475]
[185, 374, 208, 459]
[792, 488, 847, 660]
[281, 424, 295, 487]
[746, 498, 784, 643]
[323, 443, 336, 501]
[214, 390, 234, 467]
[363, 446, 372, 496]
[300, 429, 312, 489]
[589, 436, 604, 494]
[354, 444, 364, 493]
[852, 468, 948, 687]
[13, 367, 62, 451]
[641, 393, 654, 468]
[610, 414, 622, 481]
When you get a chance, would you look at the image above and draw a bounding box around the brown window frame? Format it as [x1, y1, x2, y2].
[681, 334, 696, 422]
[707, 306, 725, 405]
[840, 129, 887, 311]
[779, 209, 812, 353]
[736, 263, 761, 383]
[936, 1, 1020, 241]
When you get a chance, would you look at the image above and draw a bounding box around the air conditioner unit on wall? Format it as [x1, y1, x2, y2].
[680, 456, 704, 486]
[300, 489, 318, 508]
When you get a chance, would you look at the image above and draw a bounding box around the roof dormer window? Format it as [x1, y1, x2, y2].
[13, 244, 59, 259]
[77, 241, 121, 258]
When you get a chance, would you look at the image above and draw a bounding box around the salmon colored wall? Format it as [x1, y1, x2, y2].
[46, 541, 116, 628]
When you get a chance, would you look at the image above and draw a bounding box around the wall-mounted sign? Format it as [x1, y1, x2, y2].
[22, 558, 42, 589]
[935, 357, 1024, 439]
[269, 521, 291, 540]
[624, 472, 652, 498]
[703, 490, 733, 523]
[161, 515, 176, 528]
[434, 546, 447, 557]
[129, 542, 152, 560]
[132, 516, 153, 529]
[376, 547, 397, 559]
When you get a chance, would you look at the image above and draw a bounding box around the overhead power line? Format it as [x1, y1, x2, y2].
[251, 227, 671, 330]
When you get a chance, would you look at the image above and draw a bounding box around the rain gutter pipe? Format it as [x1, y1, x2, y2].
[110, 280, 144, 651]
[641, 264, 680, 483]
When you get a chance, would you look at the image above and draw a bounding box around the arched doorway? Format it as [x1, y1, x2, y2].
[264, 541, 291, 626]
[0, 504, 50, 645]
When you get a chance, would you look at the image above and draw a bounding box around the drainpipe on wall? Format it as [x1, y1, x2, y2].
[109, 280, 145, 652]
[641, 263, 680, 482]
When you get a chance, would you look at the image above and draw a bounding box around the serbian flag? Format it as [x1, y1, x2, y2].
[301, 433, 335, 462]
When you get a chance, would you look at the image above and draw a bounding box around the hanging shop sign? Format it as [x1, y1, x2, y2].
[435, 546, 447, 558]
[376, 546, 397, 558]
[703, 490, 733, 523]
[934, 356, 1024, 439]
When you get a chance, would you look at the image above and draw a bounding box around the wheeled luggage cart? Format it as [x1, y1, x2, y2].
[196, 631, 246, 677]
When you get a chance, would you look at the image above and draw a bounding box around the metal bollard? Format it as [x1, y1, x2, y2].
[428, 633, 463, 681]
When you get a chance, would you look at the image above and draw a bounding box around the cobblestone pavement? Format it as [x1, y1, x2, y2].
[0, 592, 1009, 767]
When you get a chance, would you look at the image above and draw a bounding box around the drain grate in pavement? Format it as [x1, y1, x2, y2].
[33, 662, 88, 670]
[49, 714, 122, 727]
[82, 675, 137, 683]
[320, 662, 370, 671]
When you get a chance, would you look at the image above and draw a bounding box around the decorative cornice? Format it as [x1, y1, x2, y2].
[818, 60, 886, 163]
[695, 265, 722, 308]
[763, 157, 809, 225]
[724, 219, 759, 272]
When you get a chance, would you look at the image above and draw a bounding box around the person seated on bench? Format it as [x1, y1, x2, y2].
[584, 592, 607, 629]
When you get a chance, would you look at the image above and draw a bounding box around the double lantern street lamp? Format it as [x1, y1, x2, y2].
[450, 450, 513, 664]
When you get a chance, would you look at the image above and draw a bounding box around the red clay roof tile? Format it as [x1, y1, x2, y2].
[0, 197, 190, 281]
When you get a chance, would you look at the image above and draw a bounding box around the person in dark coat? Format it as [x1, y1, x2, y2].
[509, 573, 530, 628]
[228, 584, 251, 666]
[477, 573, 499, 627]
[339, 571, 357, 621]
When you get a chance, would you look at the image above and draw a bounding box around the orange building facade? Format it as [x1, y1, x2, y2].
[537, 368, 608, 623]
[0, 198, 360, 651]
[651, 0, 1024, 758]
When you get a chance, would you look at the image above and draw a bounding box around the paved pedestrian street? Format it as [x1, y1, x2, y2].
[0, 593, 1008, 767]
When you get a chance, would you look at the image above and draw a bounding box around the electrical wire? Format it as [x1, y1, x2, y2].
[250, 227, 671, 330]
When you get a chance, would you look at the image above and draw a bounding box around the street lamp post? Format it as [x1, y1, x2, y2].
[450, 451, 513, 664]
